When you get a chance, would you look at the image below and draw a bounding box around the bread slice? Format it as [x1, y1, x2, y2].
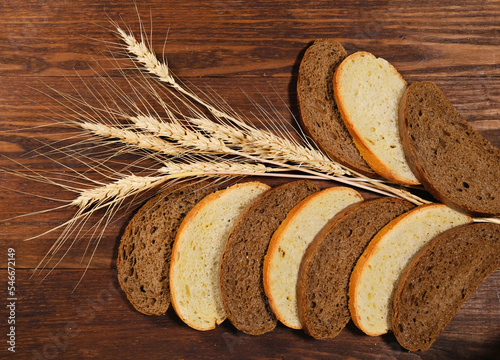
[219, 180, 320, 335]
[264, 186, 363, 329]
[297, 197, 414, 339]
[117, 180, 218, 316]
[169, 181, 270, 331]
[399, 81, 500, 216]
[297, 39, 376, 176]
[392, 222, 500, 351]
[333, 51, 419, 185]
[348, 203, 472, 336]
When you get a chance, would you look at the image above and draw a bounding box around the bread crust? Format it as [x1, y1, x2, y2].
[169, 187, 223, 330]
[334, 52, 419, 185]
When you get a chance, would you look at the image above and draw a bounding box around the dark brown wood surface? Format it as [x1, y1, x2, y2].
[0, 1, 499, 359]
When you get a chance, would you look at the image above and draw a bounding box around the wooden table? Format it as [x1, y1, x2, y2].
[1, 1, 498, 359]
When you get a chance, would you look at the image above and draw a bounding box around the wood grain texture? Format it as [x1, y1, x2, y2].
[0, 0, 499, 358]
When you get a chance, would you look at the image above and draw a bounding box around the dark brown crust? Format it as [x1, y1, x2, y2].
[392, 222, 500, 351]
[399, 81, 500, 216]
[297, 39, 376, 177]
[117, 180, 218, 316]
[219, 180, 320, 335]
[297, 197, 414, 340]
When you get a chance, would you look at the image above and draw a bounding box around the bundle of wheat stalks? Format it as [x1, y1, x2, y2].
[6, 18, 497, 284]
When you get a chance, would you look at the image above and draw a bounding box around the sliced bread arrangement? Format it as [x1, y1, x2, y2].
[297, 39, 376, 176]
[169, 181, 270, 330]
[117, 180, 497, 351]
[117, 180, 218, 315]
[219, 180, 320, 335]
[115, 38, 500, 353]
[398, 81, 500, 217]
[392, 222, 500, 351]
[297, 197, 414, 339]
[263, 186, 363, 329]
[348, 204, 472, 336]
[333, 51, 419, 185]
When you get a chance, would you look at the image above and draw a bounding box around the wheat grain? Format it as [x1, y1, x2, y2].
[189, 117, 346, 175]
[80, 121, 184, 155]
[128, 114, 231, 154]
[70, 173, 205, 210]
[158, 160, 272, 175]
[116, 26, 230, 121]
[71, 175, 164, 209]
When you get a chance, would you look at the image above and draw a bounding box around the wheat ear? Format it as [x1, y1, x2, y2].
[79, 122, 184, 155]
[189, 117, 346, 176]
[128, 114, 232, 154]
[70, 173, 202, 210]
[158, 160, 276, 175]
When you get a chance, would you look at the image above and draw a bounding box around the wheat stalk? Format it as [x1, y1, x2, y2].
[116, 26, 441, 206]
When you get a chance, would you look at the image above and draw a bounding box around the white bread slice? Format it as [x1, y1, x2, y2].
[333, 51, 419, 185]
[348, 203, 472, 336]
[169, 181, 270, 331]
[263, 186, 363, 329]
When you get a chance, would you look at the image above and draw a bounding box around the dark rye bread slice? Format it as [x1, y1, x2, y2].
[297, 39, 376, 177]
[297, 197, 414, 340]
[399, 81, 500, 216]
[219, 180, 320, 335]
[392, 222, 500, 351]
[117, 180, 218, 315]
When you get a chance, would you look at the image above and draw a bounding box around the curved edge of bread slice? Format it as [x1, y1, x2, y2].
[392, 222, 500, 351]
[348, 203, 472, 336]
[263, 186, 363, 329]
[169, 181, 270, 331]
[333, 51, 419, 185]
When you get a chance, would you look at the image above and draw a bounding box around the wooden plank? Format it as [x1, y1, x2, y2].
[6, 269, 499, 359]
[0, 0, 499, 358]
[0, 1, 498, 78]
[0, 76, 499, 161]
